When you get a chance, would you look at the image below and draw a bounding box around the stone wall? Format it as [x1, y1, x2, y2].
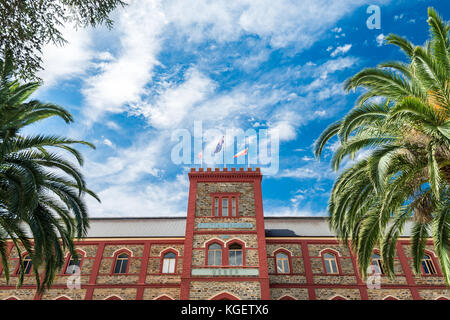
[189, 281, 261, 300]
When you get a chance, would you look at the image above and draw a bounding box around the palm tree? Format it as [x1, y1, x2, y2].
[0, 51, 99, 292]
[315, 7, 449, 284]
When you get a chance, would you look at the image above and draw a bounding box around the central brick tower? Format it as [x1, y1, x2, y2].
[180, 167, 270, 300]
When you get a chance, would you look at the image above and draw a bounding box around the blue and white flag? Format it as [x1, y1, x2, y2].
[212, 136, 224, 155]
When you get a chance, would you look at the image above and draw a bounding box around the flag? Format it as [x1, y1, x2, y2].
[213, 136, 224, 154]
[234, 148, 248, 158]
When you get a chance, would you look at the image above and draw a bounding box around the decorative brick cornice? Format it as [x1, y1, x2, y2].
[188, 167, 262, 180]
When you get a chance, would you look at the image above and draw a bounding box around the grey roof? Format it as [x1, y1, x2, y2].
[84, 216, 414, 238]
[86, 217, 186, 238]
[264, 217, 334, 237]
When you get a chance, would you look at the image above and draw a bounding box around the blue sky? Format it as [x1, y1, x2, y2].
[26, 0, 449, 217]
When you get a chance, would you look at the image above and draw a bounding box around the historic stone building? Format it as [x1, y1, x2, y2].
[0, 168, 448, 300]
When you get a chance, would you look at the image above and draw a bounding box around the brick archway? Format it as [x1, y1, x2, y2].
[210, 292, 240, 300]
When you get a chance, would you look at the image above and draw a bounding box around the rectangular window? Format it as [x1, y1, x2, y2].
[222, 198, 228, 216]
[229, 250, 243, 266]
[114, 258, 128, 274]
[211, 195, 239, 217]
[214, 198, 219, 216]
[232, 197, 236, 216]
[208, 250, 222, 265]
[65, 259, 81, 274]
[162, 258, 176, 273]
[325, 259, 338, 274]
[422, 259, 436, 275]
[277, 259, 289, 273]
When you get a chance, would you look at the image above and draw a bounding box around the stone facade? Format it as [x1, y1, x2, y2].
[0, 168, 448, 300]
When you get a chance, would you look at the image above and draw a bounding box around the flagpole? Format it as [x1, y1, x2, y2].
[223, 136, 225, 170]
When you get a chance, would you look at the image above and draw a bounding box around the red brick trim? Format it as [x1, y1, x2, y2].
[396, 242, 421, 300]
[347, 241, 367, 299]
[300, 240, 316, 300]
[180, 177, 197, 299]
[85, 242, 105, 299]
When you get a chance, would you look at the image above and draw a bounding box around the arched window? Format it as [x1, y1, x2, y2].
[65, 252, 83, 274]
[323, 252, 338, 274]
[421, 254, 437, 275]
[113, 253, 129, 274]
[275, 252, 290, 274]
[371, 253, 384, 274]
[162, 252, 176, 273]
[228, 243, 243, 266]
[210, 292, 240, 300]
[155, 295, 174, 300]
[16, 255, 32, 275]
[331, 295, 347, 300]
[105, 296, 122, 300]
[207, 243, 222, 266]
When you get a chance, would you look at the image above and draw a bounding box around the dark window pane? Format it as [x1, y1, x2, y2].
[114, 254, 129, 274]
[24, 259, 32, 274]
[422, 260, 430, 274]
[214, 198, 218, 216]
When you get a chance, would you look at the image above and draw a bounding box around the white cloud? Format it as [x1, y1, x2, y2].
[276, 162, 335, 180]
[269, 121, 297, 141]
[81, 0, 168, 123]
[105, 121, 121, 131]
[34, 0, 388, 218]
[319, 56, 358, 77]
[38, 25, 94, 88]
[84, 135, 164, 185]
[376, 33, 386, 46]
[86, 173, 189, 217]
[330, 44, 352, 57]
[130, 68, 216, 129]
[265, 206, 326, 216]
[102, 138, 114, 148]
[163, 0, 384, 51]
[235, 49, 271, 71]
